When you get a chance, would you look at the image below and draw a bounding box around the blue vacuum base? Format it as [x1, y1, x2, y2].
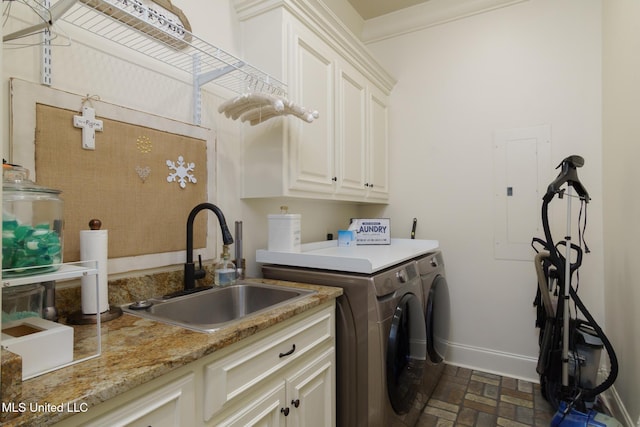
[551, 402, 623, 427]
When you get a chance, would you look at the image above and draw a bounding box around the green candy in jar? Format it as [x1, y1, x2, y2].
[2, 163, 64, 276]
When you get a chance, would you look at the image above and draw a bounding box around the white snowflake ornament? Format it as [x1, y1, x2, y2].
[166, 155, 197, 188]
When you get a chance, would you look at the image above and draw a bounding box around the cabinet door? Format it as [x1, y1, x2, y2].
[335, 60, 367, 197]
[203, 306, 334, 420]
[287, 20, 335, 195]
[82, 375, 195, 427]
[366, 85, 390, 201]
[286, 349, 335, 427]
[212, 383, 287, 427]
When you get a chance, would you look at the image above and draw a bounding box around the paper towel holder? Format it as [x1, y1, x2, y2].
[67, 219, 122, 325]
[67, 303, 122, 324]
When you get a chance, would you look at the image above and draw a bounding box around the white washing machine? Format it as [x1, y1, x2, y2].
[258, 239, 441, 427]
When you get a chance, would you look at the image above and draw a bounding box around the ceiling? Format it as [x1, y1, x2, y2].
[347, 0, 431, 20]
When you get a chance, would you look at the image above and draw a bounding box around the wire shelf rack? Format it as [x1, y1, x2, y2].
[0, 0, 287, 123]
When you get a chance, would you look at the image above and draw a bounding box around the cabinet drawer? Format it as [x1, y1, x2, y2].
[82, 374, 195, 427]
[203, 306, 333, 421]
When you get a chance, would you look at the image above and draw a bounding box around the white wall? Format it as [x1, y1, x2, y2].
[363, 0, 605, 381]
[602, 1, 640, 424]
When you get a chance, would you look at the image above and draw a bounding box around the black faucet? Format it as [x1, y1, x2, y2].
[184, 203, 234, 292]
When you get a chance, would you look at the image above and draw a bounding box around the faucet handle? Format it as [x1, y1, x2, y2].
[194, 254, 206, 280]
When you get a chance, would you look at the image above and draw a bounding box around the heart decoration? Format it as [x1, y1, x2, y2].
[135, 166, 151, 183]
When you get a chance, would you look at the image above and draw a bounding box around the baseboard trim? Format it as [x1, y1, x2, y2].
[601, 385, 635, 427]
[443, 340, 634, 426]
[442, 340, 539, 382]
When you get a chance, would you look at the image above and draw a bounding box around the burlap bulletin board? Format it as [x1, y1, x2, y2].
[34, 104, 208, 262]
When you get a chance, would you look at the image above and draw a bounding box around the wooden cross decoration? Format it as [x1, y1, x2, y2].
[74, 106, 103, 150]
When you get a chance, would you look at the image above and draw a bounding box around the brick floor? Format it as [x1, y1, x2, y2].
[417, 365, 556, 427]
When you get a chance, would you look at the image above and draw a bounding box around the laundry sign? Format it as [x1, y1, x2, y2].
[350, 218, 391, 245]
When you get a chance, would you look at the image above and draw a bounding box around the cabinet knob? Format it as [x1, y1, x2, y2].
[281, 407, 290, 416]
[292, 399, 300, 408]
[332, 176, 337, 182]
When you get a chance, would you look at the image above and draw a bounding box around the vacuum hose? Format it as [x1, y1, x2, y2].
[539, 194, 618, 402]
[567, 284, 618, 399]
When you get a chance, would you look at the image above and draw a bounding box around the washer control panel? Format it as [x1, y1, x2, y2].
[374, 262, 419, 297]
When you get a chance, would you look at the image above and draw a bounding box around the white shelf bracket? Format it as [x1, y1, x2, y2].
[192, 54, 244, 125]
[41, 0, 53, 86]
[3, 0, 78, 42]
[193, 54, 202, 125]
[41, 28, 52, 85]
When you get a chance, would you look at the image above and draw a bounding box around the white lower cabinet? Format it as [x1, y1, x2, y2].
[53, 303, 335, 427]
[211, 349, 334, 427]
[203, 304, 335, 426]
[53, 373, 196, 427]
[286, 350, 334, 427]
[81, 375, 196, 427]
[213, 382, 287, 427]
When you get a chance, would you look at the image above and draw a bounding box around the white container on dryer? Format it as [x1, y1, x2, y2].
[267, 207, 301, 252]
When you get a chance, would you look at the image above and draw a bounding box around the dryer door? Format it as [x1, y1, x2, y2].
[386, 292, 427, 414]
[426, 274, 450, 363]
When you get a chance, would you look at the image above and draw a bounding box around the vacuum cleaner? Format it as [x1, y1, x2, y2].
[531, 155, 622, 426]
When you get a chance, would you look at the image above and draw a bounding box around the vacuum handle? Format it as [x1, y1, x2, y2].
[555, 241, 583, 275]
[531, 237, 550, 254]
[545, 155, 590, 202]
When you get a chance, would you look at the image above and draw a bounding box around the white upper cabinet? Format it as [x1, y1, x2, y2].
[366, 83, 390, 201]
[235, 0, 395, 203]
[287, 19, 336, 195]
[334, 58, 367, 198]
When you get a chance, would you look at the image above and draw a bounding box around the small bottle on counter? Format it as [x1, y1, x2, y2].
[214, 245, 236, 286]
[234, 258, 246, 280]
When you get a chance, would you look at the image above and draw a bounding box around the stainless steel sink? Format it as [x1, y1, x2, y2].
[121, 281, 316, 333]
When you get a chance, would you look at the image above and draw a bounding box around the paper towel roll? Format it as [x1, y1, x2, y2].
[80, 229, 109, 314]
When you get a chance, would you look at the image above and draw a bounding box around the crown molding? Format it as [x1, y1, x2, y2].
[361, 0, 529, 43]
[233, 0, 397, 92]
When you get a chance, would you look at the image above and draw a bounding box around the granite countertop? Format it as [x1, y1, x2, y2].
[0, 278, 342, 427]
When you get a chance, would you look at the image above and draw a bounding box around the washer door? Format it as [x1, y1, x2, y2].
[426, 275, 450, 363]
[386, 292, 427, 414]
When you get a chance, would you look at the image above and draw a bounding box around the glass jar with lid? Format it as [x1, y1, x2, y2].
[2, 163, 63, 277]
